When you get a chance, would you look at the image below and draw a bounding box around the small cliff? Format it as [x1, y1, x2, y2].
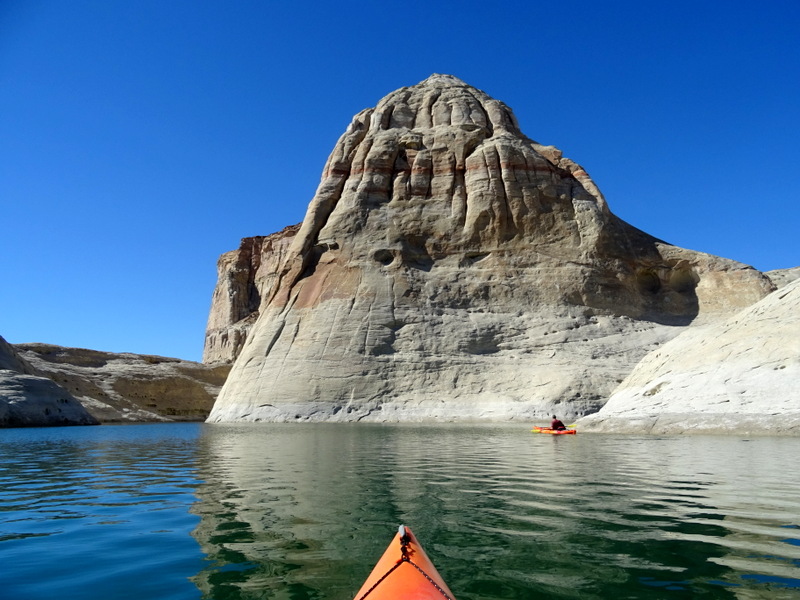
[205, 75, 774, 423]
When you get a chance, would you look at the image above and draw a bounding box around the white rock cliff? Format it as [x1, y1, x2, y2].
[206, 75, 774, 423]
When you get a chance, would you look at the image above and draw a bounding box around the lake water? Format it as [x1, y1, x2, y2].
[0, 423, 798, 599]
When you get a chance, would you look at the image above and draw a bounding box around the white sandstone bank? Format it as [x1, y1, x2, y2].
[577, 278, 800, 435]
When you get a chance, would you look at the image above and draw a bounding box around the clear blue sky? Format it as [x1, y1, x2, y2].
[2, 0, 798, 361]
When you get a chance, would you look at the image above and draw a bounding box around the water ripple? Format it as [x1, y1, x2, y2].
[186, 425, 800, 599]
[0, 424, 205, 600]
[2, 424, 799, 599]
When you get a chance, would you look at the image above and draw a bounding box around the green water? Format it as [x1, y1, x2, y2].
[1, 423, 798, 599]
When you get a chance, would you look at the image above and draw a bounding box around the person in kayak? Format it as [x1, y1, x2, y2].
[550, 415, 567, 430]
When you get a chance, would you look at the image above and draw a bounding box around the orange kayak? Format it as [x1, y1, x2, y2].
[353, 525, 456, 600]
[532, 426, 576, 435]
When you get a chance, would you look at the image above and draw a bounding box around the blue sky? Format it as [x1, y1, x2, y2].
[2, 0, 798, 361]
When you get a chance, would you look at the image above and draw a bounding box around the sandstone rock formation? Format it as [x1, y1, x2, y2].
[206, 74, 774, 423]
[1, 335, 31, 373]
[766, 266, 800, 289]
[576, 278, 800, 435]
[15, 344, 230, 423]
[1, 335, 99, 427]
[204, 225, 300, 364]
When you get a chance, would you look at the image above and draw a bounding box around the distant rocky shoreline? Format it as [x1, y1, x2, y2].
[2, 75, 797, 434]
[0, 338, 228, 427]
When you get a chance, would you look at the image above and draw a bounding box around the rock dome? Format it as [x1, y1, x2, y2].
[206, 75, 772, 423]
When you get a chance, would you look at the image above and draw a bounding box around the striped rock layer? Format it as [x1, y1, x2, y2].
[206, 75, 772, 422]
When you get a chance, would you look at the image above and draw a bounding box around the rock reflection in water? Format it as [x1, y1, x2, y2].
[189, 424, 800, 600]
[191, 423, 408, 599]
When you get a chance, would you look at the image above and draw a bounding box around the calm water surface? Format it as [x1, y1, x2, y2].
[0, 423, 798, 599]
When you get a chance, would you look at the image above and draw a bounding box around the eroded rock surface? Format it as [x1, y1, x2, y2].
[577, 278, 800, 435]
[207, 74, 774, 423]
[203, 225, 300, 364]
[766, 266, 800, 289]
[1, 336, 98, 427]
[16, 344, 230, 423]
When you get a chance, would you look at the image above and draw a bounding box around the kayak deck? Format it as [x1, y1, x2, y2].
[354, 525, 456, 599]
[532, 426, 577, 435]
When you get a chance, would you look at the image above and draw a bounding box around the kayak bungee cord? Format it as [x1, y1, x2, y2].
[355, 526, 455, 600]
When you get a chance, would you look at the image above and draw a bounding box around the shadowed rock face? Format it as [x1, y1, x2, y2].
[577, 278, 800, 435]
[207, 75, 773, 423]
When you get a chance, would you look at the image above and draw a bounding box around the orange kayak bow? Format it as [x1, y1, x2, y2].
[353, 525, 456, 600]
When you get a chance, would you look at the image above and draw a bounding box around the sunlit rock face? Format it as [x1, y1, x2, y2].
[0, 336, 98, 427]
[3, 336, 226, 426]
[766, 266, 800, 289]
[203, 225, 300, 364]
[207, 74, 772, 423]
[15, 344, 230, 423]
[577, 278, 800, 435]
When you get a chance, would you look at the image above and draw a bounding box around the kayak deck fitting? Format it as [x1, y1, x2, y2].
[354, 525, 456, 599]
